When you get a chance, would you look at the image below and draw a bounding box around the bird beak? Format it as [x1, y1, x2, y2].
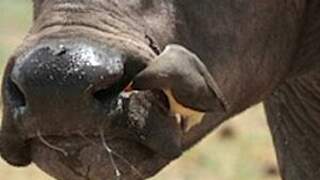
[124, 82, 134, 92]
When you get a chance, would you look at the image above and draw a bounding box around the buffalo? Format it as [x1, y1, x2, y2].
[1, 0, 320, 180]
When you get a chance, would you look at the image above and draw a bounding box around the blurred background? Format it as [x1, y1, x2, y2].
[0, 1, 281, 180]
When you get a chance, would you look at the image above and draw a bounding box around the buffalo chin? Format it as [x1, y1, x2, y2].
[31, 135, 169, 180]
[1, 89, 182, 179]
[27, 91, 181, 180]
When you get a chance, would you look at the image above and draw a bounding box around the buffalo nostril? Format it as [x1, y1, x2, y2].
[5, 77, 27, 108]
[93, 88, 117, 104]
[92, 82, 126, 105]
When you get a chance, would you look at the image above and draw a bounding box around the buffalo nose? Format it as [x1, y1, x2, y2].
[8, 41, 129, 113]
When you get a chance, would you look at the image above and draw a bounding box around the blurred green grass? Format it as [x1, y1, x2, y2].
[0, 1, 281, 180]
[0, 0, 32, 73]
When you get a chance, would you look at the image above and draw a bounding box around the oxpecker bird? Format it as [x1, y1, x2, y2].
[126, 45, 229, 131]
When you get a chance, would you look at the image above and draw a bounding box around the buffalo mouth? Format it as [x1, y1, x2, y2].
[30, 134, 167, 180]
[1, 89, 183, 180]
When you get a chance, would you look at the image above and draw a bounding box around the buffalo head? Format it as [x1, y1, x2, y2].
[0, 1, 189, 179]
[0, 0, 239, 179]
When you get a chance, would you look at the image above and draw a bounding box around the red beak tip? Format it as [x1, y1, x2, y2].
[124, 82, 133, 92]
